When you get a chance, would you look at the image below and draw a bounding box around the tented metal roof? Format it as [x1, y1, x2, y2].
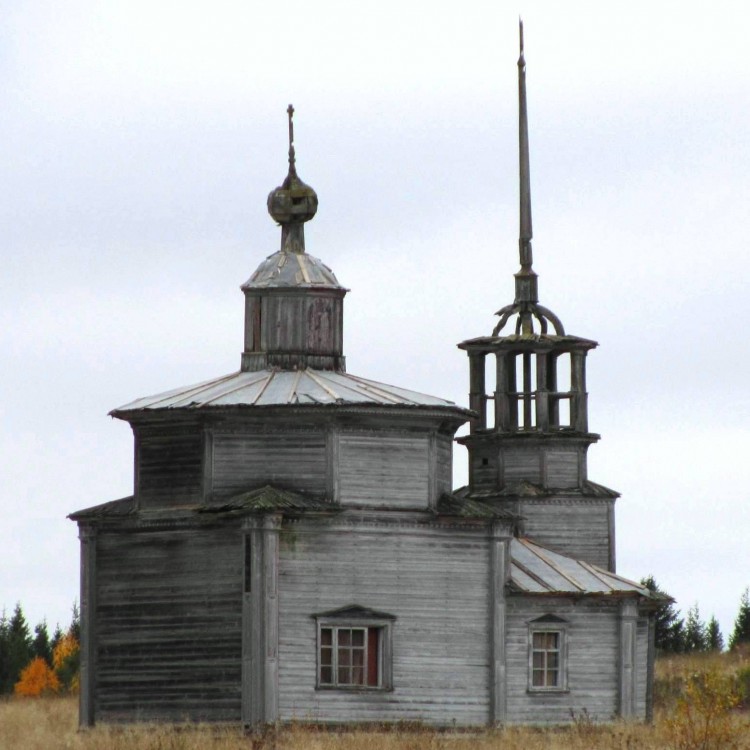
[112, 369, 466, 414]
[510, 538, 655, 597]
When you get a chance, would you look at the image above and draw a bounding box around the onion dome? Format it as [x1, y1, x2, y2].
[266, 104, 318, 255]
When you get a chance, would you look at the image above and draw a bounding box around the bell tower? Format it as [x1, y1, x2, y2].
[457, 23, 618, 570]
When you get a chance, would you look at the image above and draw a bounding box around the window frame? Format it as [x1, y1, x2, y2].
[314, 609, 394, 692]
[527, 618, 568, 693]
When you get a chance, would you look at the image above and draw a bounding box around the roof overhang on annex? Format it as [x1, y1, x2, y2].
[509, 538, 665, 605]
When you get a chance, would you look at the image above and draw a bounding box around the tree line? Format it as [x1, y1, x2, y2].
[643, 577, 750, 654]
[0, 602, 80, 696]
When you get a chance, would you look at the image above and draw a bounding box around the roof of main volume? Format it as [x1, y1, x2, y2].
[110, 368, 468, 415]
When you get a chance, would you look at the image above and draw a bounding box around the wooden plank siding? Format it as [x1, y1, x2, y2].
[136, 428, 203, 509]
[503, 450, 542, 485]
[435, 434, 453, 499]
[94, 526, 243, 722]
[505, 597, 621, 724]
[276, 518, 491, 726]
[636, 617, 649, 718]
[337, 435, 430, 509]
[259, 294, 343, 357]
[211, 433, 328, 499]
[545, 449, 580, 488]
[518, 498, 614, 570]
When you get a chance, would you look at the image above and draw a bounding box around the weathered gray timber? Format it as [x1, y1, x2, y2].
[277, 515, 492, 726]
[70, 43, 664, 729]
[516, 497, 615, 571]
[92, 524, 243, 722]
[135, 424, 203, 509]
[505, 597, 621, 723]
[212, 431, 328, 499]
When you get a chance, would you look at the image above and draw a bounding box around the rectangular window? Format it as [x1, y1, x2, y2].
[319, 626, 380, 688]
[531, 630, 560, 687]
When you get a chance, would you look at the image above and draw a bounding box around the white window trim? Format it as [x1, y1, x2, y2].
[315, 617, 394, 691]
[527, 621, 569, 693]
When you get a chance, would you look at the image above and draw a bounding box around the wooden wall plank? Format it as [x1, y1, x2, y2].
[505, 597, 621, 724]
[338, 435, 430, 509]
[94, 526, 243, 723]
[137, 430, 203, 508]
[212, 433, 327, 498]
[276, 520, 491, 726]
[518, 499, 613, 570]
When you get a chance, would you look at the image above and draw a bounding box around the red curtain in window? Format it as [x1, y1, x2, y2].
[367, 628, 379, 687]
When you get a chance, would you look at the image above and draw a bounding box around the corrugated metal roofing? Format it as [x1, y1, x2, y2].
[112, 369, 466, 414]
[510, 538, 654, 597]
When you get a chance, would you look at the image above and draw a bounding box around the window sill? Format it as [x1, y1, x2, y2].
[315, 685, 393, 693]
[527, 687, 570, 695]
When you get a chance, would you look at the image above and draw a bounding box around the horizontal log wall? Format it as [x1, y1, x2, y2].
[505, 597, 621, 723]
[94, 525, 243, 722]
[518, 498, 613, 569]
[211, 433, 327, 499]
[636, 617, 649, 718]
[136, 428, 203, 509]
[337, 434, 430, 508]
[503, 449, 542, 484]
[277, 519, 491, 726]
[545, 449, 580, 488]
[435, 435, 453, 499]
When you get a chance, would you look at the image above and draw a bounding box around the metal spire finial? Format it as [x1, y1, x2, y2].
[267, 104, 318, 253]
[493, 22, 565, 336]
[518, 18, 533, 263]
[287, 103, 297, 176]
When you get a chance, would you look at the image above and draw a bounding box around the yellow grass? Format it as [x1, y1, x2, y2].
[2, 653, 749, 750]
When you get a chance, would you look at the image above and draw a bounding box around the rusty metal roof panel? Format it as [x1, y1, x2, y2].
[112, 369, 466, 414]
[509, 538, 654, 597]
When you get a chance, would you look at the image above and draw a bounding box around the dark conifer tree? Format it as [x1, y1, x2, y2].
[729, 587, 750, 650]
[0, 609, 9, 695]
[69, 601, 81, 641]
[32, 620, 53, 666]
[4, 603, 33, 693]
[641, 576, 685, 653]
[51, 624, 64, 652]
[683, 603, 708, 652]
[706, 615, 724, 652]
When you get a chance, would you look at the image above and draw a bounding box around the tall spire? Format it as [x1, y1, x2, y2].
[514, 18, 538, 315]
[267, 104, 318, 254]
[493, 23, 565, 337]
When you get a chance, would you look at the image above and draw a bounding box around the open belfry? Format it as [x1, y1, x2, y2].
[71, 25, 660, 727]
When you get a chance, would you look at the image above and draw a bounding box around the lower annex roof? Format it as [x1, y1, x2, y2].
[112, 369, 467, 414]
[510, 538, 656, 598]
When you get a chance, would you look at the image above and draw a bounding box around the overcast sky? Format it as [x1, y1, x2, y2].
[2, 1, 748, 640]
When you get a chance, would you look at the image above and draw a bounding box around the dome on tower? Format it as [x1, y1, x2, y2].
[242, 249, 342, 290]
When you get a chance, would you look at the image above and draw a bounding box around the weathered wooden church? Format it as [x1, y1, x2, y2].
[71, 31, 660, 727]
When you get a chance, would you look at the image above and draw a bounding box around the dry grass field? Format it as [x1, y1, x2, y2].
[2, 653, 749, 750]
